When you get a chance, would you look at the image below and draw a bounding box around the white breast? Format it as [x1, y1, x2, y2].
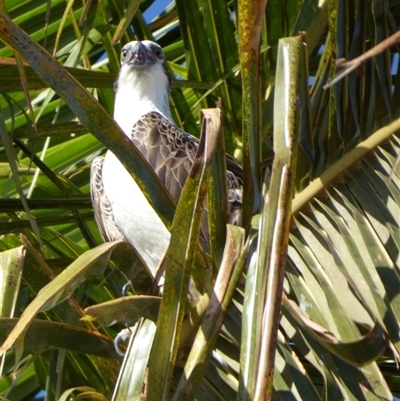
[102, 150, 170, 274]
[114, 65, 172, 135]
[102, 67, 173, 274]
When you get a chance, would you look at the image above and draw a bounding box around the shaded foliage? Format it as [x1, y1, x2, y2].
[0, 0, 399, 400]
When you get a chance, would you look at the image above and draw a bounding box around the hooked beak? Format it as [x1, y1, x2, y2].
[126, 41, 156, 67]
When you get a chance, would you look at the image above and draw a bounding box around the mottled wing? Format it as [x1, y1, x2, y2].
[131, 111, 243, 225]
[130, 111, 198, 203]
[90, 156, 127, 242]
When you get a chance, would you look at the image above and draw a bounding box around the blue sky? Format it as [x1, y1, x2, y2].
[143, 0, 172, 23]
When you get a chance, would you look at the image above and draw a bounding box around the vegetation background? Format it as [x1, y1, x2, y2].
[0, 0, 399, 400]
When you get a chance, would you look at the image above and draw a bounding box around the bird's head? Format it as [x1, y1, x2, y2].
[115, 40, 172, 96]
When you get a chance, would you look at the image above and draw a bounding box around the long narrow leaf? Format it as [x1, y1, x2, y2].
[147, 108, 221, 400]
[173, 225, 245, 400]
[0, 241, 125, 357]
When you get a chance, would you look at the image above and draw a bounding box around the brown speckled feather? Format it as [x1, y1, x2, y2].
[131, 111, 243, 225]
[90, 156, 127, 242]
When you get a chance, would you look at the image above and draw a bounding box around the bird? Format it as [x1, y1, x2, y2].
[90, 40, 243, 285]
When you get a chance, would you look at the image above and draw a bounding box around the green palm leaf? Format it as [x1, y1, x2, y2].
[1, 0, 399, 400]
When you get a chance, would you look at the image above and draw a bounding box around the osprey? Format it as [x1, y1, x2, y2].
[90, 40, 242, 282]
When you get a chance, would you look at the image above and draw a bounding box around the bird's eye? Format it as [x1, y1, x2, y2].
[120, 49, 127, 64]
[153, 47, 163, 58]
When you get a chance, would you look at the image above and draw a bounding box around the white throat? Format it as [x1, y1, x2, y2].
[114, 65, 172, 135]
